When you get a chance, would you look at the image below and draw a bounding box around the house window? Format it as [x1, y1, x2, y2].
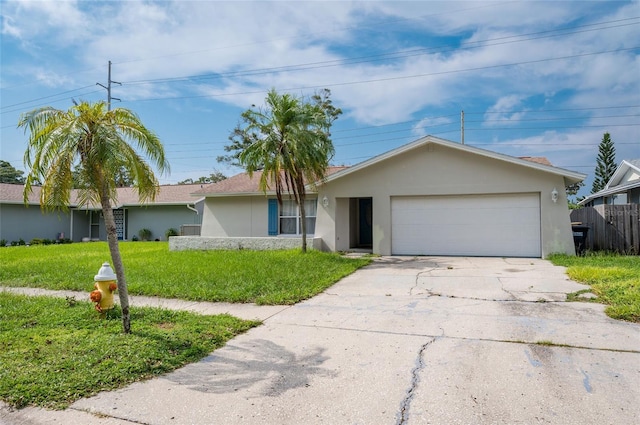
[278, 199, 317, 235]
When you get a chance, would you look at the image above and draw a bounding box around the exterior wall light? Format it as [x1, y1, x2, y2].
[322, 196, 329, 207]
[551, 188, 559, 203]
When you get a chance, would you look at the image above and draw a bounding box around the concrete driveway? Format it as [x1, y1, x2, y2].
[3, 257, 639, 424]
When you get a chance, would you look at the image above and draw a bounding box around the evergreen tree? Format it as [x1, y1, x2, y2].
[591, 132, 616, 193]
[0, 160, 25, 184]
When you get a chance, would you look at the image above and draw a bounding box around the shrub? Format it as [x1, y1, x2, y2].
[165, 228, 179, 239]
[43, 239, 53, 245]
[0, 239, 6, 247]
[30, 238, 44, 246]
[131, 236, 139, 242]
[138, 228, 152, 241]
[18, 239, 26, 246]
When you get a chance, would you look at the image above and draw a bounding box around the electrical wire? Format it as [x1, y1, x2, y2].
[122, 18, 639, 86]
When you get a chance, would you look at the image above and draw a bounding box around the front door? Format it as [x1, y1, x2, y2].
[357, 198, 373, 248]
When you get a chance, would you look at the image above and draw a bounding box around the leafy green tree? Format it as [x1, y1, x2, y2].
[72, 164, 134, 188]
[566, 181, 584, 197]
[178, 171, 227, 185]
[591, 132, 616, 193]
[0, 160, 26, 184]
[220, 88, 341, 252]
[19, 101, 169, 333]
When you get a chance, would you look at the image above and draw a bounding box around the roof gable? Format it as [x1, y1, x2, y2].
[605, 159, 640, 189]
[322, 135, 586, 185]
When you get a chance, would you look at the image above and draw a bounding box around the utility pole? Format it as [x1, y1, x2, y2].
[96, 61, 121, 110]
[460, 110, 465, 144]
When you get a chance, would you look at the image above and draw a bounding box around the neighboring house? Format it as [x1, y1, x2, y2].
[578, 159, 640, 207]
[0, 183, 204, 243]
[195, 136, 586, 258]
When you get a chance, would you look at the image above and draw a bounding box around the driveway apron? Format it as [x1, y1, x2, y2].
[5, 257, 639, 425]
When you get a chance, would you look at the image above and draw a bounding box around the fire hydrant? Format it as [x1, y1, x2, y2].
[90, 262, 118, 313]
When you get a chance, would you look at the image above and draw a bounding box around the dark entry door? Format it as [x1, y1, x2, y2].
[358, 198, 372, 247]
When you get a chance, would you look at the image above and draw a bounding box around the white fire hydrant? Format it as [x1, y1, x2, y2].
[90, 262, 118, 313]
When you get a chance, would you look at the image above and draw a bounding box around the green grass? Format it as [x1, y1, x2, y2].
[0, 242, 371, 304]
[549, 253, 640, 322]
[0, 292, 259, 409]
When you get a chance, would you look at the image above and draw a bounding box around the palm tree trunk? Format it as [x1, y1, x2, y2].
[99, 191, 131, 334]
[299, 191, 307, 253]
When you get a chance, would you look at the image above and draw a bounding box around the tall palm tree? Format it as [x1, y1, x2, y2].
[19, 101, 169, 333]
[224, 89, 341, 252]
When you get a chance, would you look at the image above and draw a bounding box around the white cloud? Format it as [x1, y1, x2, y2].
[5, 0, 636, 128]
[2, 0, 637, 188]
[412, 116, 454, 137]
[1, 14, 21, 38]
[484, 95, 528, 126]
[31, 67, 74, 87]
[2, 0, 89, 42]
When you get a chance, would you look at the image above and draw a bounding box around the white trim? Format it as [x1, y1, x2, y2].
[578, 180, 640, 205]
[278, 198, 317, 236]
[604, 159, 640, 189]
[320, 135, 586, 186]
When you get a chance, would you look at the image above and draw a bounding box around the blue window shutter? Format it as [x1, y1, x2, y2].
[268, 199, 278, 235]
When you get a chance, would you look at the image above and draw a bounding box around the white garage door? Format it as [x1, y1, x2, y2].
[391, 193, 541, 257]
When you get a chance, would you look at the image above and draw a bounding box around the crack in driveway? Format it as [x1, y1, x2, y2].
[396, 336, 439, 425]
[409, 267, 437, 296]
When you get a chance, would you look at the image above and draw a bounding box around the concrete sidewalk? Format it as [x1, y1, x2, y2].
[2, 257, 639, 424]
[0, 287, 289, 322]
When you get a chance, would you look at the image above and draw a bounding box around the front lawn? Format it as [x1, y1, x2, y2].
[549, 253, 640, 322]
[0, 242, 370, 304]
[0, 292, 259, 409]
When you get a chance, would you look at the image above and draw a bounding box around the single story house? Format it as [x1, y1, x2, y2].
[0, 183, 205, 244]
[578, 159, 640, 206]
[193, 136, 585, 258]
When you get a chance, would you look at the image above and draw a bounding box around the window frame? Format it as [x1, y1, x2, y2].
[277, 198, 317, 236]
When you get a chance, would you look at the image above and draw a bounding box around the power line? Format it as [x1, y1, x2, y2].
[119, 46, 639, 104]
[469, 113, 640, 123]
[0, 85, 97, 110]
[0, 1, 510, 95]
[0, 89, 104, 115]
[122, 17, 639, 86]
[3, 18, 637, 116]
[111, 1, 512, 66]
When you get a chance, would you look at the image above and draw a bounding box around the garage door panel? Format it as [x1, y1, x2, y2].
[391, 194, 540, 257]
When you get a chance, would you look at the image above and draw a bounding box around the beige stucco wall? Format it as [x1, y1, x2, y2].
[201, 196, 269, 237]
[315, 143, 576, 258]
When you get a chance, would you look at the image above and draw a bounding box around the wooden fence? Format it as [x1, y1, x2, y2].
[570, 204, 640, 254]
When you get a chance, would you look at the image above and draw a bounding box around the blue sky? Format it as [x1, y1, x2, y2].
[1, 0, 639, 198]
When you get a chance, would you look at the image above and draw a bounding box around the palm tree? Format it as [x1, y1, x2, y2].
[19, 101, 169, 333]
[223, 89, 341, 252]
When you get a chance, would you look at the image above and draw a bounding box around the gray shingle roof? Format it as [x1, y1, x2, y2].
[0, 183, 204, 208]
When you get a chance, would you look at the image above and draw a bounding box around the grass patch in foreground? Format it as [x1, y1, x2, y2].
[0, 243, 371, 304]
[549, 253, 640, 322]
[0, 292, 259, 409]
